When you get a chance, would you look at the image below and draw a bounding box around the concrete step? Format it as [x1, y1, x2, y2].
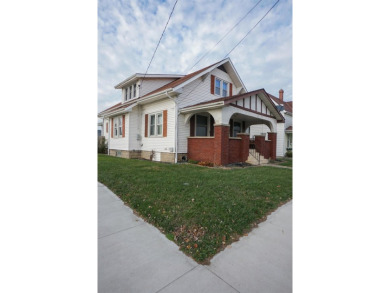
[247, 151, 268, 165]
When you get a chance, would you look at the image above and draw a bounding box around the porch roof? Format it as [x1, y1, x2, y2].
[285, 126, 293, 133]
[181, 88, 285, 121]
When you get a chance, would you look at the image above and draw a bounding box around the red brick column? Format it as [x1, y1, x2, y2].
[214, 125, 230, 165]
[237, 133, 249, 162]
[254, 135, 266, 157]
[268, 132, 277, 160]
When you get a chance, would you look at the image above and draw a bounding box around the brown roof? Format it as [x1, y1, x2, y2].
[98, 60, 224, 116]
[141, 60, 222, 98]
[98, 100, 137, 116]
[268, 94, 293, 113]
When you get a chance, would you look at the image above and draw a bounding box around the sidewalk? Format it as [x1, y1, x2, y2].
[98, 182, 292, 293]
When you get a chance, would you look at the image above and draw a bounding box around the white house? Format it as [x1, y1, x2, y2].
[98, 58, 290, 165]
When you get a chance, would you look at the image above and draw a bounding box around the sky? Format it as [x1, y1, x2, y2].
[98, 0, 292, 113]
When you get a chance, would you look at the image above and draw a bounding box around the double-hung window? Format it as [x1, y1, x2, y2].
[215, 79, 221, 95]
[214, 78, 229, 97]
[149, 112, 163, 136]
[196, 115, 208, 136]
[114, 119, 118, 136]
[222, 81, 228, 97]
[118, 117, 122, 136]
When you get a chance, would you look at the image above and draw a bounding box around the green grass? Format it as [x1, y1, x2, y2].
[279, 158, 292, 167]
[98, 154, 292, 263]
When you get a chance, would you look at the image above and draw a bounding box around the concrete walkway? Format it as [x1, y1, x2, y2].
[98, 182, 292, 293]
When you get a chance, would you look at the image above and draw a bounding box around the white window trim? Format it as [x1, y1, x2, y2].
[149, 112, 163, 137]
[214, 78, 230, 97]
[124, 83, 138, 101]
[113, 116, 124, 138]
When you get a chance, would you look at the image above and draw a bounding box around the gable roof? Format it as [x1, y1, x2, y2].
[98, 58, 249, 117]
[268, 94, 293, 113]
[142, 58, 247, 99]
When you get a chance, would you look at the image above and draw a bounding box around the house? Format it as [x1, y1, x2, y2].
[98, 58, 288, 165]
[250, 89, 293, 156]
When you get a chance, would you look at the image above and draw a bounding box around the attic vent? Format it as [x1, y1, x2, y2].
[217, 65, 227, 73]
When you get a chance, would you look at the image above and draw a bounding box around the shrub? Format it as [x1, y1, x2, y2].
[198, 161, 214, 167]
[188, 159, 199, 164]
[285, 151, 292, 158]
[98, 137, 107, 154]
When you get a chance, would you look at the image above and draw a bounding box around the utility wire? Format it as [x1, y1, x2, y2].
[224, 0, 279, 58]
[140, 0, 179, 88]
[185, 0, 264, 73]
[181, 0, 280, 100]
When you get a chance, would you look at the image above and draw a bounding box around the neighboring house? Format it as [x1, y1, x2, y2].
[97, 121, 103, 137]
[250, 89, 293, 156]
[98, 58, 288, 165]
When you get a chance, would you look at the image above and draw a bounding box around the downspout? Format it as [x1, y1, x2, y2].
[165, 90, 178, 163]
[103, 115, 110, 155]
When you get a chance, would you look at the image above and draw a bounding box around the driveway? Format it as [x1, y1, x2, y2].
[98, 182, 292, 293]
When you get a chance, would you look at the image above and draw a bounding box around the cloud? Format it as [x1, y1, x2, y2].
[98, 0, 292, 113]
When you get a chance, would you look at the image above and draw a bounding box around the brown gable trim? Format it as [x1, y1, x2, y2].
[229, 104, 277, 120]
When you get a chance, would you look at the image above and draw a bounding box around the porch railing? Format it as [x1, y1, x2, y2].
[249, 139, 261, 163]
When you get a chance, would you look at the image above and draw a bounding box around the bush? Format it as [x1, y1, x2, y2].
[198, 161, 214, 167]
[188, 159, 199, 164]
[285, 151, 292, 158]
[98, 137, 108, 154]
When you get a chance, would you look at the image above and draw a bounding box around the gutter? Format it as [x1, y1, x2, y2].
[165, 90, 178, 163]
[180, 101, 225, 113]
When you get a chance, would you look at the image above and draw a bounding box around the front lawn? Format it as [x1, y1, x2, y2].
[98, 154, 292, 263]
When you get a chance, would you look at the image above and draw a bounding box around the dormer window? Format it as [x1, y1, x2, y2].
[214, 78, 229, 97]
[222, 81, 228, 97]
[124, 84, 137, 101]
[215, 79, 221, 95]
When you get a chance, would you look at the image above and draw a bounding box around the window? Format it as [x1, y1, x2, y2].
[214, 78, 229, 97]
[222, 81, 228, 97]
[118, 117, 122, 136]
[150, 114, 155, 136]
[149, 112, 163, 136]
[196, 115, 208, 136]
[129, 85, 132, 99]
[215, 79, 221, 95]
[233, 121, 241, 137]
[133, 84, 136, 98]
[157, 113, 163, 135]
[125, 88, 128, 101]
[114, 119, 118, 136]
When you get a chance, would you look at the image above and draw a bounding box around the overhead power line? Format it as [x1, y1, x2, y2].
[140, 0, 179, 88]
[224, 0, 280, 58]
[185, 0, 265, 73]
[182, 0, 280, 99]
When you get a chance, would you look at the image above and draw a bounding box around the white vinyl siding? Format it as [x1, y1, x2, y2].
[138, 78, 177, 97]
[177, 68, 236, 109]
[109, 114, 129, 151]
[142, 98, 175, 152]
[149, 112, 163, 137]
